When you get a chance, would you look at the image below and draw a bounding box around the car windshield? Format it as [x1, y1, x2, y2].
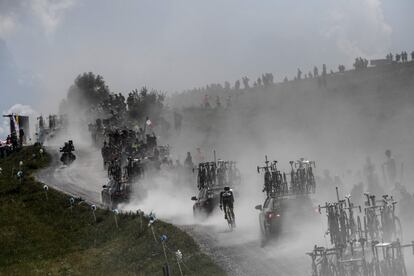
[272, 199, 282, 210]
[198, 189, 206, 199]
[264, 198, 273, 208]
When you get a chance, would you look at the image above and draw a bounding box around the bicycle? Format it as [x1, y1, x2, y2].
[364, 194, 381, 241]
[224, 204, 236, 230]
[344, 195, 362, 241]
[380, 195, 403, 242]
[307, 246, 339, 276]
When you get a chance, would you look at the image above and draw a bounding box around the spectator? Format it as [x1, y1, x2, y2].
[242, 76, 250, 89]
[19, 128, 25, 147]
[203, 95, 211, 108]
[313, 66, 319, 77]
[234, 80, 240, 90]
[396, 54, 401, 62]
[216, 96, 221, 108]
[297, 68, 302, 80]
[257, 77, 262, 86]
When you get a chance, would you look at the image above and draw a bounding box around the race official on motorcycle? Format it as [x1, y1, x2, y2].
[60, 140, 75, 153]
[60, 140, 76, 165]
[220, 186, 234, 219]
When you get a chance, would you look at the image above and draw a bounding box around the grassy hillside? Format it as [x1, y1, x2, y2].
[0, 145, 225, 275]
[166, 62, 414, 180]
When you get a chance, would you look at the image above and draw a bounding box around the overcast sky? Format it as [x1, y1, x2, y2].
[0, 0, 413, 121]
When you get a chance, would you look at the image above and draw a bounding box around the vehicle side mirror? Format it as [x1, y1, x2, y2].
[255, 204, 262, 211]
[191, 196, 197, 201]
[102, 185, 107, 188]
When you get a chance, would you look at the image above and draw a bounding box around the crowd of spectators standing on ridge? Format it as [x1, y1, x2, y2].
[181, 50, 414, 103]
[386, 51, 414, 63]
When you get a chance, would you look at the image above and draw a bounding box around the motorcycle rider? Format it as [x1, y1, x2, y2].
[60, 140, 76, 165]
[184, 152, 193, 169]
[220, 186, 235, 221]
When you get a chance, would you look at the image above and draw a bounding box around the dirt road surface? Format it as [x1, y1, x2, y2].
[33, 148, 341, 276]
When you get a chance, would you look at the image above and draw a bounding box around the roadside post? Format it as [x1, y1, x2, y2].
[137, 209, 143, 232]
[17, 170, 23, 184]
[113, 209, 119, 228]
[148, 212, 157, 242]
[176, 250, 184, 276]
[91, 205, 97, 223]
[69, 197, 75, 212]
[43, 185, 49, 201]
[161, 234, 170, 276]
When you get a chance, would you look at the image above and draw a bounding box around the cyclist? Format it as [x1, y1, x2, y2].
[219, 186, 234, 220]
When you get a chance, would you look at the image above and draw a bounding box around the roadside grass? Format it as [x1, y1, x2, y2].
[0, 145, 225, 275]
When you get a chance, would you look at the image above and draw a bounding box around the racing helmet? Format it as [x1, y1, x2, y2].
[224, 186, 230, 191]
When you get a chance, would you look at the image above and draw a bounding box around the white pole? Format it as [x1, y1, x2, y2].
[177, 259, 183, 276]
[161, 241, 168, 264]
[43, 185, 49, 201]
[17, 171, 23, 184]
[69, 197, 75, 213]
[114, 215, 118, 228]
[150, 225, 157, 242]
[113, 209, 119, 228]
[91, 205, 97, 223]
[140, 212, 143, 232]
[176, 250, 184, 276]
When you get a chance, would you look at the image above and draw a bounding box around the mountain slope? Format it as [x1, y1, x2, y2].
[0, 146, 224, 275]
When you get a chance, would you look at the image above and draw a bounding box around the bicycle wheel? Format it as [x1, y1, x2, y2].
[319, 260, 330, 276]
[363, 216, 369, 240]
[399, 259, 408, 276]
[349, 215, 356, 238]
[225, 207, 234, 230]
[229, 208, 236, 229]
[340, 212, 349, 244]
[394, 216, 403, 241]
[392, 259, 407, 276]
[329, 262, 339, 276]
[357, 216, 363, 240]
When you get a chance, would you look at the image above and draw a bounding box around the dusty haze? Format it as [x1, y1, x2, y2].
[2, 1, 414, 275]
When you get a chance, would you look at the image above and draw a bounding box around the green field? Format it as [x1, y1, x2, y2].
[0, 145, 224, 275]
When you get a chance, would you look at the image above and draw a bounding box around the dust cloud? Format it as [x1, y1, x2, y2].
[152, 66, 414, 274]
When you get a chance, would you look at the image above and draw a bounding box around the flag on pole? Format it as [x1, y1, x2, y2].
[11, 115, 19, 139]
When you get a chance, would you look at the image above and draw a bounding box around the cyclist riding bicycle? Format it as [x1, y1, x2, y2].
[219, 186, 234, 220]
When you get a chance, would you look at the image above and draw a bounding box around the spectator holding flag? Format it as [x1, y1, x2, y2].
[144, 116, 153, 135]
